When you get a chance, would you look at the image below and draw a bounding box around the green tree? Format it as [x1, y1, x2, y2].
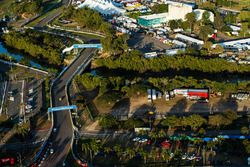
[99, 114, 118, 129]
[161, 115, 180, 129]
[241, 126, 249, 135]
[208, 114, 224, 128]
[223, 109, 237, 122]
[168, 20, 179, 31]
[14, 122, 30, 138]
[243, 139, 250, 154]
[185, 12, 197, 32]
[151, 4, 168, 13]
[199, 25, 214, 41]
[182, 114, 207, 130]
[214, 12, 225, 31]
[122, 118, 144, 130]
[161, 150, 170, 163]
[224, 13, 236, 24]
[211, 45, 224, 55]
[126, 147, 135, 160]
[240, 22, 249, 37]
[238, 11, 250, 22]
[201, 11, 211, 25]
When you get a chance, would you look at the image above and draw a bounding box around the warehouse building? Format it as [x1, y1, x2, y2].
[138, 1, 192, 27]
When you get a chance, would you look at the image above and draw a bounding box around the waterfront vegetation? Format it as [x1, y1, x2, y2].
[94, 51, 250, 74]
[1, 30, 72, 66]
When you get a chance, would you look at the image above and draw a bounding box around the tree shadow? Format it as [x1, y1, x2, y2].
[188, 101, 211, 114]
[132, 104, 156, 119]
[111, 98, 130, 120]
[168, 98, 187, 115]
[212, 98, 238, 113]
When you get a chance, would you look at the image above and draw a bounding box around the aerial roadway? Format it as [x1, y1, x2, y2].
[35, 0, 71, 28]
[41, 48, 97, 167]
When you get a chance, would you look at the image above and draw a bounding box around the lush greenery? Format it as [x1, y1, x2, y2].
[148, 76, 250, 93]
[151, 4, 168, 13]
[101, 34, 129, 55]
[62, 6, 112, 35]
[94, 51, 250, 73]
[10, 0, 43, 16]
[99, 114, 118, 129]
[2, 30, 69, 66]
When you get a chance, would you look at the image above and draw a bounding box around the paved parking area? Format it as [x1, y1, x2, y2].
[128, 32, 171, 53]
[24, 78, 44, 118]
[5, 80, 24, 119]
[0, 74, 7, 115]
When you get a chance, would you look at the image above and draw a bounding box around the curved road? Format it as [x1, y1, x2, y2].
[41, 48, 96, 167]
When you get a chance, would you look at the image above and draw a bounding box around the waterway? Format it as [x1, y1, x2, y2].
[0, 41, 45, 70]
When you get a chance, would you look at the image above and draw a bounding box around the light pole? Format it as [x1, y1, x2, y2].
[17, 152, 22, 166]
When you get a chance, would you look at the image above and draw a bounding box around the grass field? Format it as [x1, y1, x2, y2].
[0, 0, 13, 17]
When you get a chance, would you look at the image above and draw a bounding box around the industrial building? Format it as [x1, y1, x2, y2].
[138, 13, 168, 27]
[175, 33, 204, 46]
[138, 1, 193, 27]
[213, 38, 250, 52]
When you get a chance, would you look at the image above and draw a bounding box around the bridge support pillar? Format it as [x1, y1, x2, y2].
[73, 48, 78, 55]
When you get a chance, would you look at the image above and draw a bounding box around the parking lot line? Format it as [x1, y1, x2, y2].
[0, 81, 7, 115]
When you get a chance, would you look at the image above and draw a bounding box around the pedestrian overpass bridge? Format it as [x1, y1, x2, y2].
[62, 44, 102, 53]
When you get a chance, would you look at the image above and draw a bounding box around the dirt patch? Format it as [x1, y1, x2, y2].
[83, 120, 101, 131]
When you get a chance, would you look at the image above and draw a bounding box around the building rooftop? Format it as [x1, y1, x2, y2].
[139, 13, 168, 20]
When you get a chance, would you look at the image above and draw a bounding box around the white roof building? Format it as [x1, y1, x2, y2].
[77, 0, 126, 16]
[194, 9, 214, 22]
[175, 33, 204, 45]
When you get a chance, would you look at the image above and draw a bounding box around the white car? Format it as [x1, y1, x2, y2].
[132, 137, 140, 142]
[50, 148, 54, 154]
[53, 128, 57, 133]
[25, 104, 32, 109]
[25, 109, 31, 113]
[139, 138, 148, 143]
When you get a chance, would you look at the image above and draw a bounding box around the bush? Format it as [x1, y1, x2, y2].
[99, 114, 118, 129]
[96, 91, 123, 107]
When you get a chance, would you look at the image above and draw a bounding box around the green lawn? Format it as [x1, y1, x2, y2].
[0, 0, 13, 17]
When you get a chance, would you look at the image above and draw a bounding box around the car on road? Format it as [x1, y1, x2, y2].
[139, 138, 148, 143]
[50, 148, 54, 154]
[132, 137, 140, 142]
[53, 128, 57, 133]
[25, 104, 32, 109]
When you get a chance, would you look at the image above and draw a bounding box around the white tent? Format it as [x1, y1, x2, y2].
[77, 0, 125, 16]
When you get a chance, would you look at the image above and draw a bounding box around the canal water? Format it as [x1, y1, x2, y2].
[0, 41, 44, 70]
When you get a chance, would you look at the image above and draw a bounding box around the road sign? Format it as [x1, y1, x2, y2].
[48, 105, 77, 113]
[73, 44, 102, 49]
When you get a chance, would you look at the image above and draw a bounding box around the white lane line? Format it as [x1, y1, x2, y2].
[0, 81, 7, 115]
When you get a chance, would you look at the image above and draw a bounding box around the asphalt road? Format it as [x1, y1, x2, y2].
[41, 48, 96, 167]
[35, 0, 71, 28]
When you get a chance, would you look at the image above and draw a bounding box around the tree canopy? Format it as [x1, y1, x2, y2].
[94, 51, 250, 74]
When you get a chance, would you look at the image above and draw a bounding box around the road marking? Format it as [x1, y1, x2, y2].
[0, 81, 7, 115]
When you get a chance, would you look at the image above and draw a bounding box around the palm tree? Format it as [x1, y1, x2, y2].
[14, 123, 30, 138]
[138, 148, 147, 164]
[158, 129, 167, 138]
[150, 147, 158, 162]
[161, 150, 170, 163]
[89, 139, 101, 162]
[149, 131, 158, 142]
[114, 144, 122, 161]
[81, 140, 91, 158]
[103, 146, 112, 158]
[126, 147, 135, 160]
